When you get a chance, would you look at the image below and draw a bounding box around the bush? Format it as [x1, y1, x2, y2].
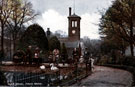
[0, 71, 7, 86]
[97, 55, 112, 65]
[98, 54, 135, 67]
[19, 24, 49, 51]
[0, 51, 4, 58]
[122, 56, 135, 67]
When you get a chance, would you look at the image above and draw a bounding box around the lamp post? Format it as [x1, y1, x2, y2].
[47, 74, 50, 86]
[58, 67, 61, 86]
[76, 60, 78, 82]
[85, 61, 87, 77]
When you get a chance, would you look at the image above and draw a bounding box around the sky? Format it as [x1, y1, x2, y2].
[28, 0, 114, 39]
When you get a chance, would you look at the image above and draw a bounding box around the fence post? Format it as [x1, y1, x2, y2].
[76, 62, 78, 82]
[58, 68, 61, 86]
[86, 62, 88, 77]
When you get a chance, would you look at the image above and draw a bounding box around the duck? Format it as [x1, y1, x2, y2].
[40, 65, 46, 72]
[59, 75, 63, 80]
[64, 75, 68, 79]
[50, 63, 58, 71]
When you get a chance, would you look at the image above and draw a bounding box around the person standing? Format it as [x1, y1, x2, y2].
[72, 48, 79, 63]
[53, 49, 60, 65]
[84, 48, 90, 64]
[13, 49, 25, 64]
[89, 57, 94, 72]
[34, 47, 40, 65]
[72, 48, 79, 81]
[26, 45, 32, 65]
[84, 48, 90, 75]
[79, 56, 84, 68]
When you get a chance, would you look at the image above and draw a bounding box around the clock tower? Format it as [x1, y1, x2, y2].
[68, 7, 81, 41]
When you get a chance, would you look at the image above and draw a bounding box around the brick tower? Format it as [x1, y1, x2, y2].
[68, 7, 81, 41]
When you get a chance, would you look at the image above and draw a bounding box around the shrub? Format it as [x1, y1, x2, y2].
[122, 56, 135, 67]
[0, 71, 7, 86]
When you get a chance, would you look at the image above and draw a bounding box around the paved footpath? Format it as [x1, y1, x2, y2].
[73, 66, 133, 87]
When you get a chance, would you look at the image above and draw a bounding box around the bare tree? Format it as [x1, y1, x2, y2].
[82, 37, 101, 56]
[6, 0, 38, 52]
[54, 30, 67, 38]
[0, 0, 12, 57]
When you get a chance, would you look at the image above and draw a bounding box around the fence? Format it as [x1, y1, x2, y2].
[3, 71, 60, 86]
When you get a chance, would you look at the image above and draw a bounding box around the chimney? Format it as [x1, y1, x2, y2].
[47, 28, 50, 31]
[69, 7, 71, 16]
[47, 28, 50, 36]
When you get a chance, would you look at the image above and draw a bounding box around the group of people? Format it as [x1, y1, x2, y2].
[13, 46, 42, 65]
[72, 47, 95, 71]
[49, 48, 69, 65]
[48, 49, 60, 64]
[13, 45, 95, 71]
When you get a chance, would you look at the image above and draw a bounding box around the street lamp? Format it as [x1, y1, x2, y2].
[75, 60, 78, 82]
[85, 60, 88, 77]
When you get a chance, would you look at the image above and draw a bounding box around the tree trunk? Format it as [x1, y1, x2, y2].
[13, 35, 18, 54]
[130, 42, 134, 57]
[13, 38, 16, 53]
[122, 47, 125, 55]
[10, 34, 12, 59]
[129, 19, 134, 57]
[1, 24, 4, 57]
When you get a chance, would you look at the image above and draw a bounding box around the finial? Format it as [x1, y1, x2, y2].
[73, 0, 75, 14]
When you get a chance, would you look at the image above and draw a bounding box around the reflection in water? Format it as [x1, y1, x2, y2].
[3, 71, 66, 86]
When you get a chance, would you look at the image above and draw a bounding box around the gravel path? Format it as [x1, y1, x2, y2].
[74, 66, 133, 87]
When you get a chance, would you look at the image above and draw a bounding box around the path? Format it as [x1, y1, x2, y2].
[74, 66, 133, 87]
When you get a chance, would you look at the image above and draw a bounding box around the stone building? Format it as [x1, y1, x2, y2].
[58, 7, 84, 56]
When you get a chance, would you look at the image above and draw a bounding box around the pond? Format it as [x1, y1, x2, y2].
[3, 71, 62, 86]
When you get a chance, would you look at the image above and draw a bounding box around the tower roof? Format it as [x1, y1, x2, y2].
[71, 13, 80, 17]
[68, 7, 81, 18]
[68, 13, 81, 18]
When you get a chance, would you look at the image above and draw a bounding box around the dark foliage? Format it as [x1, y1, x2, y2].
[19, 24, 48, 51]
[49, 36, 61, 51]
[61, 43, 68, 62]
[0, 71, 7, 86]
[122, 56, 135, 67]
[99, 0, 135, 56]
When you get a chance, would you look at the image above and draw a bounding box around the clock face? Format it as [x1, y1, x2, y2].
[72, 30, 76, 34]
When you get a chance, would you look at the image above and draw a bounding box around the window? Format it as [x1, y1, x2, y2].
[75, 21, 77, 27]
[72, 21, 74, 27]
[72, 21, 77, 27]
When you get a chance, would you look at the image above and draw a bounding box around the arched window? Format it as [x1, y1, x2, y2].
[72, 21, 74, 27]
[72, 21, 77, 27]
[75, 21, 77, 27]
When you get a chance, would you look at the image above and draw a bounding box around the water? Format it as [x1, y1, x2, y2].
[3, 71, 60, 86]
